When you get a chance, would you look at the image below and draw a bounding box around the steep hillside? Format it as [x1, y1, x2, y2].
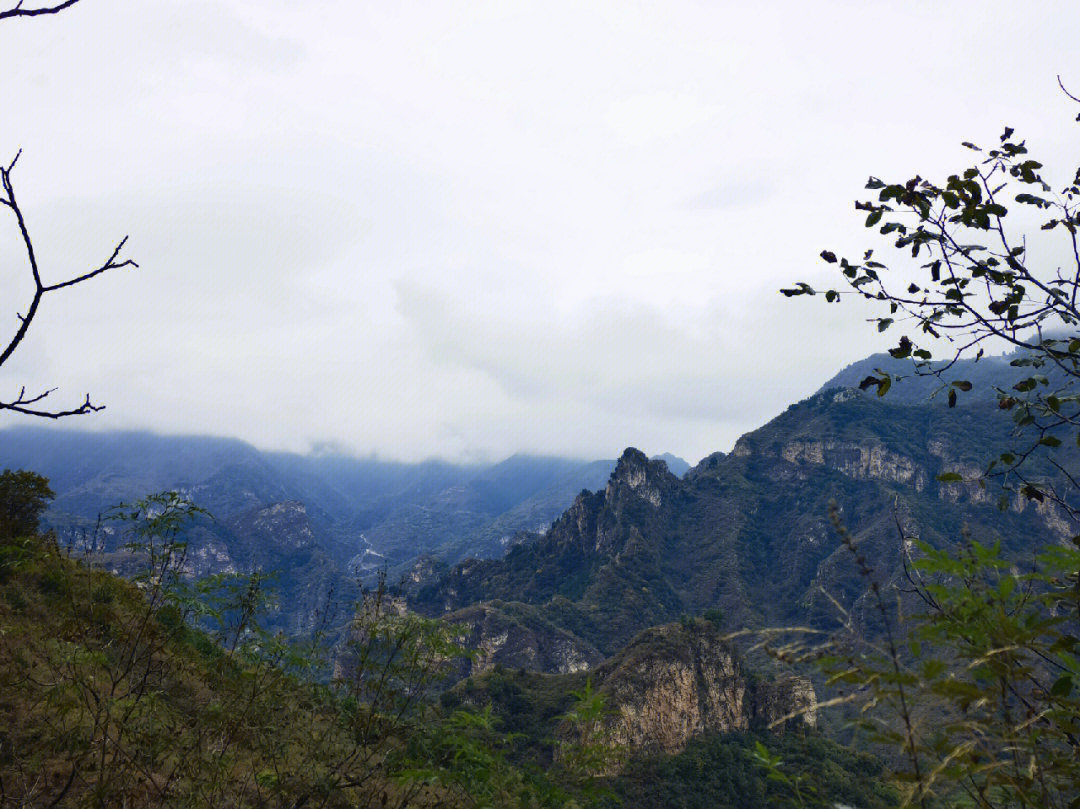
[453, 620, 815, 758]
[449, 619, 894, 808]
[0, 524, 593, 808]
[414, 379, 1076, 658]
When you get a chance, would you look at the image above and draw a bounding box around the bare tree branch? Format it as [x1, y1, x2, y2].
[1, 155, 136, 417]
[0, 0, 82, 20]
[1058, 74, 1080, 106]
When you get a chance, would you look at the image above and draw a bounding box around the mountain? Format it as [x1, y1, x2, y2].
[412, 357, 1077, 659]
[350, 454, 617, 566]
[816, 345, 1073, 406]
[651, 452, 691, 477]
[5, 348, 1068, 648]
[0, 427, 617, 631]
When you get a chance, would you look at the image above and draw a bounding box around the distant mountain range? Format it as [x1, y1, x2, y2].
[0, 426, 692, 631]
[6, 349, 1064, 802]
[4, 346, 1068, 652]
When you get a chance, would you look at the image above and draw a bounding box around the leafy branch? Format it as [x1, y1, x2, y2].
[784, 87, 1080, 517]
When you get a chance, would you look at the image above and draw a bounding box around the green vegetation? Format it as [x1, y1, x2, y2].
[445, 621, 896, 808]
[0, 483, 590, 808]
[0, 468, 53, 541]
[609, 732, 897, 809]
[781, 104, 1080, 807]
[786, 110, 1080, 513]
[778, 506, 1080, 808]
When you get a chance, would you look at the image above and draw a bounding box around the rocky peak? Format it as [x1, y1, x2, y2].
[605, 447, 674, 508]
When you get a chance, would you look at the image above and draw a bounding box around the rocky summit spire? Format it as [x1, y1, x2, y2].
[605, 447, 674, 508]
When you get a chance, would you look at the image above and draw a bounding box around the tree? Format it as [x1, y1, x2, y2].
[0, 467, 54, 538]
[1, 1, 137, 418]
[784, 78, 1080, 515]
[777, 87, 1080, 808]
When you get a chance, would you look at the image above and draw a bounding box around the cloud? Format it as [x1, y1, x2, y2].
[606, 93, 719, 147]
[394, 281, 872, 426]
[683, 179, 775, 210]
[3, 0, 1079, 464]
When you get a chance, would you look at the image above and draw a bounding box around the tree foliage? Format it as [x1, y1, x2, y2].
[784, 83, 1080, 513]
[778, 506, 1080, 809]
[780, 90, 1080, 808]
[0, 467, 53, 539]
[0, 490, 587, 808]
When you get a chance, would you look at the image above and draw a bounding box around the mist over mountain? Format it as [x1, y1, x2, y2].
[2, 348, 1069, 646]
[3, 347, 1072, 807]
[0, 427, 626, 628]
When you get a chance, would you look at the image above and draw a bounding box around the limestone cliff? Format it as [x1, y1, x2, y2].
[582, 621, 815, 758]
[457, 619, 817, 770]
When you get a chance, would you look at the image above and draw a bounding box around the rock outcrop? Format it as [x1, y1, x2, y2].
[227, 500, 317, 552]
[449, 602, 603, 675]
[779, 439, 927, 491]
[586, 621, 815, 758]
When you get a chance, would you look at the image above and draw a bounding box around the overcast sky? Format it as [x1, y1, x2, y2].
[1, 1, 1077, 464]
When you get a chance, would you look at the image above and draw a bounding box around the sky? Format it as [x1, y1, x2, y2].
[0, 0, 1078, 464]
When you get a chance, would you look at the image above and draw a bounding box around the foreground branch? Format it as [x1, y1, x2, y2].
[0, 0, 81, 20]
[1, 152, 136, 417]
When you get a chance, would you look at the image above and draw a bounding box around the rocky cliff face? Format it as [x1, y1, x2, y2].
[750, 676, 818, 731]
[595, 622, 749, 755]
[777, 438, 928, 491]
[574, 621, 815, 760]
[226, 500, 317, 552]
[448, 602, 603, 675]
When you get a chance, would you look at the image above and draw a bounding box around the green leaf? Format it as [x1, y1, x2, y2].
[1000, 576, 1015, 600]
[1021, 484, 1045, 502]
[877, 318, 893, 332]
[780, 282, 815, 297]
[921, 659, 946, 679]
[937, 472, 963, 482]
[889, 336, 913, 359]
